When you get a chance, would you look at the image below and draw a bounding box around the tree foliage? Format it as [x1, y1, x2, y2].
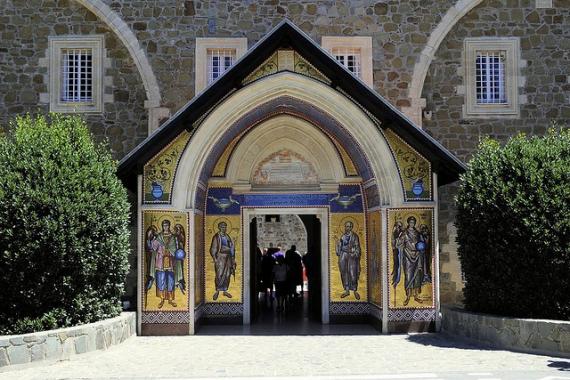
[0, 114, 130, 334]
[456, 127, 570, 319]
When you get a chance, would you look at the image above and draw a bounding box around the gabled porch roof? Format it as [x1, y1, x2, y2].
[118, 19, 465, 190]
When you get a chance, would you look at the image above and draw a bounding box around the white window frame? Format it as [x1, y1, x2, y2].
[332, 47, 362, 78]
[321, 36, 373, 87]
[464, 38, 520, 118]
[207, 48, 236, 84]
[195, 38, 247, 94]
[49, 35, 104, 113]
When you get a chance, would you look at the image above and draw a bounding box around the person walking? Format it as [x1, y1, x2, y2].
[272, 255, 288, 312]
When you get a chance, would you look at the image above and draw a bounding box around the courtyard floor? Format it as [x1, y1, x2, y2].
[1, 328, 569, 380]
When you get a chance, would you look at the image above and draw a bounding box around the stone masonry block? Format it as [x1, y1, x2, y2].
[74, 335, 89, 354]
[45, 336, 62, 361]
[7, 344, 31, 365]
[31, 343, 47, 362]
[0, 348, 9, 367]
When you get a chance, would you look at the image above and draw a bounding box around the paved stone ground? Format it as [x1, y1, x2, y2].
[1, 332, 569, 380]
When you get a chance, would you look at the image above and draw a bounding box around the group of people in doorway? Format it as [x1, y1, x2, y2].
[257, 244, 315, 313]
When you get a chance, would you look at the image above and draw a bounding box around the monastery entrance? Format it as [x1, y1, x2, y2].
[247, 211, 325, 326]
[122, 21, 464, 335]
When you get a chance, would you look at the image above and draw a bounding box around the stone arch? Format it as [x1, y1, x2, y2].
[406, 0, 485, 125]
[171, 72, 403, 210]
[75, 0, 165, 130]
[224, 116, 349, 192]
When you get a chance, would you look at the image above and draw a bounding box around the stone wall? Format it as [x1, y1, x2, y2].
[442, 306, 570, 358]
[0, 0, 148, 159]
[423, 0, 570, 304]
[0, 312, 136, 370]
[99, 0, 457, 111]
[4, 1, 569, 308]
[256, 214, 308, 254]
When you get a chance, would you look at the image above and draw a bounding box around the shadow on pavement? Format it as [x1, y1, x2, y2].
[548, 360, 570, 371]
[406, 332, 493, 350]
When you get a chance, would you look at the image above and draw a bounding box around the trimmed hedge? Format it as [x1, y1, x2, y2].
[456, 128, 570, 320]
[0, 114, 130, 334]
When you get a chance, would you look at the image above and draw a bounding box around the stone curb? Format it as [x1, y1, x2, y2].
[0, 312, 136, 370]
[441, 306, 570, 358]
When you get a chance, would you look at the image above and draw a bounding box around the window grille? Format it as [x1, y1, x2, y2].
[332, 47, 361, 78]
[61, 48, 93, 103]
[207, 48, 236, 84]
[475, 51, 507, 104]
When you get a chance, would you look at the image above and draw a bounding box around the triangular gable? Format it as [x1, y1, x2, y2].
[118, 19, 465, 190]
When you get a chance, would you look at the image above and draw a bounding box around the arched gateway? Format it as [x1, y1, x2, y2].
[118, 20, 465, 336]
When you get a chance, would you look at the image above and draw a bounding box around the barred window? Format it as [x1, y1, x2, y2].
[475, 51, 506, 104]
[207, 48, 236, 84]
[61, 48, 93, 103]
[48, 35, 104, 113]
[332, 47, 361, 78]
[464, 38, 520, 118]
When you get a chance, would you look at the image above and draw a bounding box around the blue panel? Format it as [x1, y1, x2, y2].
[243, 193, 330, 207]
[206, 184, 365, 214]
[206, 188, 242, 215]
[329, 184, 364, 213]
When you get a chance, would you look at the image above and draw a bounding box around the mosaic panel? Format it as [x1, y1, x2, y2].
[387, 208, 435, 310]
[204, 212, 242, 304]
[243, 49, 331, 85]
[329, 212, 368, 303]
[143, 131, 191, 203]
[329, 302, 369, 315]
[194, 213, 204, 307]
[367, 210, 382, 307]
[141, 312, 191, 324]
[388, 309, 436, 322]
[383, 129, 432, 201]
[330, 137, 359, 177]
[142, 211, 190, 313]
[212, 131, 246, 177]
[203, 303, 244, 316]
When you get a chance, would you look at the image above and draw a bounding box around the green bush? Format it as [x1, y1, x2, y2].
[0, 114, 130, 334]
[456, 127, 570, 320]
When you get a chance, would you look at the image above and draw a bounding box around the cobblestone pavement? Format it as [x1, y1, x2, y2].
[1, 330, 570, 380]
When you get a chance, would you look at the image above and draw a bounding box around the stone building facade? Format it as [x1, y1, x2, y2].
[1, 0, 569, 312]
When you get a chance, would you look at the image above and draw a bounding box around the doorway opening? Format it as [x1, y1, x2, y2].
[249, 214, 322, 332]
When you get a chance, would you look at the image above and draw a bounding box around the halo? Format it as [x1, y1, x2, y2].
[157, 215, 174, 229]
[339, 216, 360, 233]
[212, 216, 233, 232]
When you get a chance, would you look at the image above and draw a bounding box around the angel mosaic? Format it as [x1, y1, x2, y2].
[145, 219, 186, 308]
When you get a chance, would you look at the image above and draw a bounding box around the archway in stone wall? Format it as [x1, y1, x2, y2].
[124, 20, 463, 336]
[171, 73, 402, 329]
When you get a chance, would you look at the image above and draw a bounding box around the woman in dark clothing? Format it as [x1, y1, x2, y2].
[272, 255, 288, 312]
[285, 245, 303, 298]
[261, 248, 274, 307]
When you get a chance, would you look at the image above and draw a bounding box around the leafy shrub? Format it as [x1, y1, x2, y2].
[456, 128, 570, 320]
[0, 114, 130, 334]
